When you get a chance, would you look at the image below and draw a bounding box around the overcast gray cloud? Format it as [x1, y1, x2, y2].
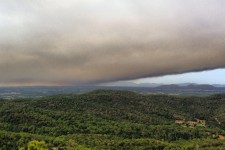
[0, 0, 225, 86]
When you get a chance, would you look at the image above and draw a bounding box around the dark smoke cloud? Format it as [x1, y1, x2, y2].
[0, 0, 225, 85]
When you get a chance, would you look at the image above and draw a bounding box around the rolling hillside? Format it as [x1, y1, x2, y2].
[1, 90, 225, 149]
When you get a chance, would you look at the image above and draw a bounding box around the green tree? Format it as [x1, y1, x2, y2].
[28, 140, 48, 150]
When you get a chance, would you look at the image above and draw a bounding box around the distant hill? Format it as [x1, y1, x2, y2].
[156, 84, 216, 90]
[185, 84, 215, 89]
[1, 90, 225, 149]
[213, 84, 225, 88]
[102, 82, 225, 89]
[155, 84, 181, 89]
[100, 81, 162, 87]
[1, 84, 225, 99]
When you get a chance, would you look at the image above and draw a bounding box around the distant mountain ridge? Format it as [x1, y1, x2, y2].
[213, 84, 225, 88]
[1, 83, 225, 99]
[156, 84, 216, 90]
[102, 82, 225, 88]
[100, 82, 162, 87]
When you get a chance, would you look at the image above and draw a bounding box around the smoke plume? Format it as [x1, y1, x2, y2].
[0, 0, 225, 85]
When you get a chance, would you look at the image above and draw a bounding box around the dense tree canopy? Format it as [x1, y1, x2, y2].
[1, 90, 225, 149]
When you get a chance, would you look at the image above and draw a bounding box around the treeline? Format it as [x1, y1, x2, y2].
[1, 130, 225, 150]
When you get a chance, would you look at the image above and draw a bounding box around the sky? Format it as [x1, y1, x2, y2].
[0, 0, 225, 86]
[134, 69, 225, 84]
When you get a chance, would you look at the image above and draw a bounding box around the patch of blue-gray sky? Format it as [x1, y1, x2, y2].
[134, 69, 225, 84]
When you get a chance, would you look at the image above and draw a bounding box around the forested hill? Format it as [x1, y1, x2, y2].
[1, 90, 225, 149]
